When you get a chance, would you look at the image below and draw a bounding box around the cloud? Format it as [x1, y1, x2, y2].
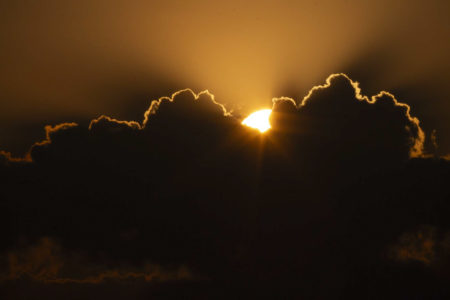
[270, 74, 424, 161]
[0, 74, 449, 298]
[142, 89, 230, 127]
[2, 74, 426, 168]
[0, 150, 31, 164]
[390, 226, 436, 265]
[1, 237, 194, 284]
[89, 115, 141, 131]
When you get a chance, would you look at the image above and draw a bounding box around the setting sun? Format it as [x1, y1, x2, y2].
[242, 109, 272, 133]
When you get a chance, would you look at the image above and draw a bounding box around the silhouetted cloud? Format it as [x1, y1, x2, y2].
[1, 238, 193, 284]
[390, 226, 436, 265]
[1, 74, 450, 299]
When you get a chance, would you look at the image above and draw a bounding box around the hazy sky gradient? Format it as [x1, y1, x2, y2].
[0, 0, 449, 154]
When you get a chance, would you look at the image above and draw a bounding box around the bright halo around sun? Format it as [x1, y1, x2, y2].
[242, 109, 272, 133]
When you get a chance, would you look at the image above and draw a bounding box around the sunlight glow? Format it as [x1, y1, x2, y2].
[242, 109, 272, 133]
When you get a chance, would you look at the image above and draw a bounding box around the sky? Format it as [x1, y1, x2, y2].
[1, 1, 450, 299]
[0, 0, 449, 155]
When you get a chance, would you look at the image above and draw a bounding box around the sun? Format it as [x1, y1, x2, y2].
[242, 109, 272, 133]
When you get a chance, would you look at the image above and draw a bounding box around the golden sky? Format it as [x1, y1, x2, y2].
[0, 0, 449, 154]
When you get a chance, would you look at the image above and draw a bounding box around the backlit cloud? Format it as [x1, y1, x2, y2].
[1, 74, 449, 299]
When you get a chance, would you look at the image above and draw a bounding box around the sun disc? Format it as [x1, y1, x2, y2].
[242, 109, 272, 133]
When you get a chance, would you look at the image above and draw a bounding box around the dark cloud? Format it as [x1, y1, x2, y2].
[1, 74, 450, 299]
[269, 74, 424, 181]
[0, 151, 28, 164]
[0, 237, 193, 284]
[390, 226, 436, 265]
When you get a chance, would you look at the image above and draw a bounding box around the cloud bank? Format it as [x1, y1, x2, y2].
[1, 74, 449, 299]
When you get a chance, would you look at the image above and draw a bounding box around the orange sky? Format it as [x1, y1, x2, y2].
[0, 0, 449, 154]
